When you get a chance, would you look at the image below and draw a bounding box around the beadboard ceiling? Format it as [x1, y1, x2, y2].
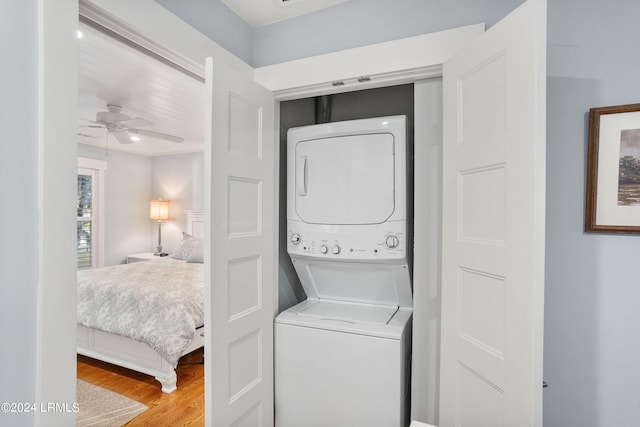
[77, 21, 205, 156]
[222, 0, 352, 27]
[77, 1, 352, 156]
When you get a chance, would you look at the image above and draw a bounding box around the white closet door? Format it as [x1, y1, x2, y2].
[205, 56, 276, 427]
[439, 0, 546, 425]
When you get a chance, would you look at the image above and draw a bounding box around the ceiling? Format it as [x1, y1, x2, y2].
[78, 21, 205, 156]
[222, 0, 352, 27]
[77, 1, 351, 156]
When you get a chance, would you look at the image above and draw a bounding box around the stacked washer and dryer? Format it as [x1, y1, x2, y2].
[275, 115, 413, 427]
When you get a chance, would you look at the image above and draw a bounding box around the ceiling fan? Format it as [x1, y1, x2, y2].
[83, 104, 184, 144]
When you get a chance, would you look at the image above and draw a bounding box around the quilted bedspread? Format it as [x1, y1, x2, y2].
[77, 257, 204, 367]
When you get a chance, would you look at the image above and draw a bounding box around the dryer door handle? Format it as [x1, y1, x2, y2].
[297, 156, 308, 196]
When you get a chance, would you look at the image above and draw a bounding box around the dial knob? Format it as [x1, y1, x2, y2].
[331, 244, 341, 255]
[290, 233, 301, 245]
[385, 235, 400, 249]
[319, 244, 328, 254]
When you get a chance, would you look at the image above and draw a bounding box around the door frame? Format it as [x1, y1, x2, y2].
[35, 1, 79, 425]
[254, 24, 484, 100]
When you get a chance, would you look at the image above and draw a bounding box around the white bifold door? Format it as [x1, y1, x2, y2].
[204, 56, 276, 426]
[439, 0, 546, 426]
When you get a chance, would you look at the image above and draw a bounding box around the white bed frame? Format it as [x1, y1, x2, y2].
[77, 210, 205, 393]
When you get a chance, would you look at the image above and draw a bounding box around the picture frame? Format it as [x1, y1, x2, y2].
[586, 103, 640, 233]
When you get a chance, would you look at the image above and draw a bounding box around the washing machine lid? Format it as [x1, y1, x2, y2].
[291, 258, 413, 308]
[297, 299, 398, 325]
[276, 299, 413, 339]
[293, 132, 395, 225]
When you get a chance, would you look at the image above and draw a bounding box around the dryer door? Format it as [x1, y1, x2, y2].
[294, 133, 395, 224]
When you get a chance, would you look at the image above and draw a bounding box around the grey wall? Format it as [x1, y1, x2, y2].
[545, 0, 640, 425]
[0, 2, 38, 423]
[152, 151, 205, 255]
[78, 145, 204, 265]
[154, 0, 524, 67]
[154, 0, 253, 65]
[104, 151, 154, 264]
[253, 0, 525, 66]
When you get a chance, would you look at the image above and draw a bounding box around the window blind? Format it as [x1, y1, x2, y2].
[77, 173, 93, 269]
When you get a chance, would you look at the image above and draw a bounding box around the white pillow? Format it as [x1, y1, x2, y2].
[171, 232, 199, 260]
[186, 238, 203, 263]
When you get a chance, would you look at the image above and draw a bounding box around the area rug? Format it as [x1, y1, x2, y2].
[76, 380, 148, 426]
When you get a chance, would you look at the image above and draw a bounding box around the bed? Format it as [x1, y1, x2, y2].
[77, 210, 205, 393]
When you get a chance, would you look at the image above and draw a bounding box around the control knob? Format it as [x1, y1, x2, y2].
[331, 244, 341, 255]
[385, 235, 400, 249]
[319, 244, 328, 254]
[290, 233, 301, 245]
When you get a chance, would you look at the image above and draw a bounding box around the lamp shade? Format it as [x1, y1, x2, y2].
[149, 199, 170, 220]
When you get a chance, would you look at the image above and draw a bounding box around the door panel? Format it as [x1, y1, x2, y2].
[439, 0, 546, 425]
[205, 56, 276, 427]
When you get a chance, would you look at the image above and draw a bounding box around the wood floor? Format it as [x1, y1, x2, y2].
[77, 350, 204, 426]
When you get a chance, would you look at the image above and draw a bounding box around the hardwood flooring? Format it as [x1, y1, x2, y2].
[76, 350, 204, 426]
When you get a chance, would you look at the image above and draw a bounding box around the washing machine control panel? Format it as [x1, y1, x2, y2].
[287, 221, 407, 260]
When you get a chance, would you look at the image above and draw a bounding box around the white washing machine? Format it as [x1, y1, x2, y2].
[276, 116, 412, 427]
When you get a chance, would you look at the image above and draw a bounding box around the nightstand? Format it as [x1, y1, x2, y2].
[126, 252, 160, 263]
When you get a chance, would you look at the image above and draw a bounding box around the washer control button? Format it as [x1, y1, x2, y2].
[290, 233, 301, 245]
[385, 235, 400, 249]
[331, 244, 341, 255]
[319, 244, 328, 254]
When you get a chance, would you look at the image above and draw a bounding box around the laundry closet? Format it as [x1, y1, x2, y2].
[276, 82, 443, 425]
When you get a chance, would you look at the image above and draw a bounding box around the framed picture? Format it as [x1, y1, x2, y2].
[586, 103, 640, 233]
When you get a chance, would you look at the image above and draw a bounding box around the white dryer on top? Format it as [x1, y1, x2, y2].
[286, 114, 410, 266]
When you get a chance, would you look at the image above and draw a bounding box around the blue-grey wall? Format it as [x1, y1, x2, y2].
[155, 0, 524, 67]
[545, 0, 640, 425]
[155, 0, 253, 65]
[252, 0, 525, 66]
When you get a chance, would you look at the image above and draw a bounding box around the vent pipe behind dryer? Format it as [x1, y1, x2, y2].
[315, 95, 332, 124]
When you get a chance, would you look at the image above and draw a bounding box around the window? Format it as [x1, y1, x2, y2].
[77, 158, 107, 269]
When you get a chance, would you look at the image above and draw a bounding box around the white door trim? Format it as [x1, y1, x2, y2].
[37, 1, 79, 425]
[254, 23, 484, 100]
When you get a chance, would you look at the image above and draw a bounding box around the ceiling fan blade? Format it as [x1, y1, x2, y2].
[77, 133, 97, 138]
[79, 117, 106, 127]
[111, 130, 134, 144]
[128, 128, 184, 143]
[119, 117, 153, 128]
